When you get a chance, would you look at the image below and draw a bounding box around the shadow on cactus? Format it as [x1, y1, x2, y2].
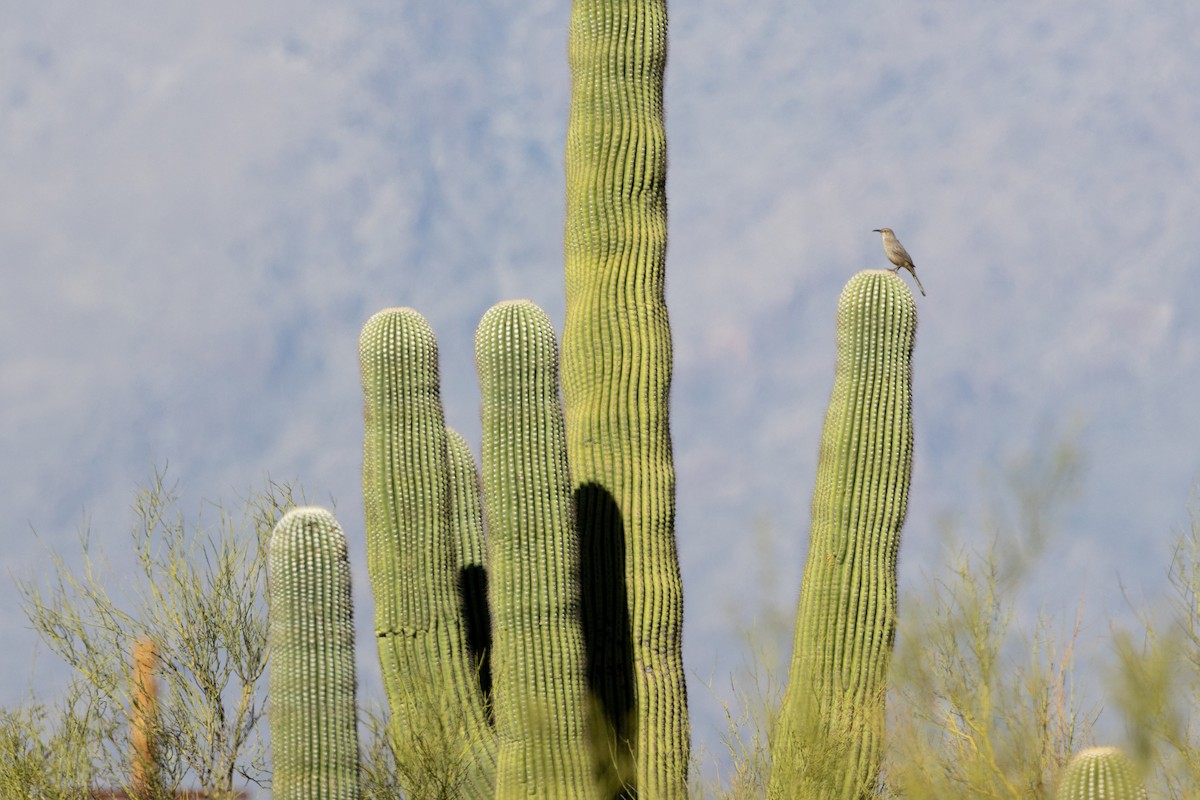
[457, 562, 493, 710]
[576, 481, 637, 781]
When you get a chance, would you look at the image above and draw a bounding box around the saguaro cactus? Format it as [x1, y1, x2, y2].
[770, 271, 917, 799]
[563, 0, 689, 793]
[361, 304, 611, 797]
[360, 308, 497, 797]
[477, 301, 601, 798]
[1055, 747, 1147, 800]
[268, 507, 360, 800]
[359, 0, 687, 793]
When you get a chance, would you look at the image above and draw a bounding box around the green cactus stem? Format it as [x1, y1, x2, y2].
[562, 0, 688, 793]
[446, 427, 493, 707]
[1055, 747, 1147, 800]
[268, 507, 360, 800]
[476, 300, 601, 798]
[769, 270, 917, 799]
[359, 308, 496, 797]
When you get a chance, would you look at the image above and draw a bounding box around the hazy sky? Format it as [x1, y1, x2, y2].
[3, 1, 1200, 791]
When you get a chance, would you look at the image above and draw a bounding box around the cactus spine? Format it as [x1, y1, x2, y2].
[476, 301, 601, 798]
[563, 0, 689, 793]
[267, 507, 360, 800]
[360, 308, 496, 797]
[770, 271, 917, 799]
[1055, 747, 1147, 800]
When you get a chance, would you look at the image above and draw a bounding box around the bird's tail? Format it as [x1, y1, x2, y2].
[909, 269, 926, 297]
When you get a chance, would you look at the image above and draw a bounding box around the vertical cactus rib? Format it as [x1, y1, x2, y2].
[1055, 747, 1147, 800]
[476, 300, 601, 799]
[563, 0, 688, 794]
[770, 271, 917, 799]
[359, 308, 496, 797]
[268, 507, 360, 800]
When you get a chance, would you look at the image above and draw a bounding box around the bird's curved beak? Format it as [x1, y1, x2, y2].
[872, 229, 882, 233]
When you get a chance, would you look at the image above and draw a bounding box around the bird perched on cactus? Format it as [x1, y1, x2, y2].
[873, 227, 926, 296]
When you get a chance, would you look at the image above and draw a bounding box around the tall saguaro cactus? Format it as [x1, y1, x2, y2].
[359, 0, 688, 793]
[770, 271, 917, 799]
[563, 0, 689, 793]
[268, 507, 360, 800]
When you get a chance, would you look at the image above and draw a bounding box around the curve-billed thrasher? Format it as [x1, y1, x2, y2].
[873, 228, 925, 296]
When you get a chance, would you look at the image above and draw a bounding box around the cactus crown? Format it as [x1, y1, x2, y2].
[1056, 747, 1147, 800]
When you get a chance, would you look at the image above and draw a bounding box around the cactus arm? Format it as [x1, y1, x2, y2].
[770, 271, 917, 799]
[476, 300, 602, 798]
[562, 0, 689, 793]
[359, 308, 496, 797]
[445, 426, 493, 708]
[267, 507, 360, 800]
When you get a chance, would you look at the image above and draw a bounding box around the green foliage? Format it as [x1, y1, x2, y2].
[882, 438, 1091, 800]
[694, 437, 1097, 800]
[18, 469, 295, 795]
[1107, 496, 1200, 798]
[268, 507, 360, 799]
[0, 686, 103, 798]
[770, 270, 917, 799]
[691, 652, 784, 800]
[884, 545, 1089, 798]
[691, 520, 790, 800]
